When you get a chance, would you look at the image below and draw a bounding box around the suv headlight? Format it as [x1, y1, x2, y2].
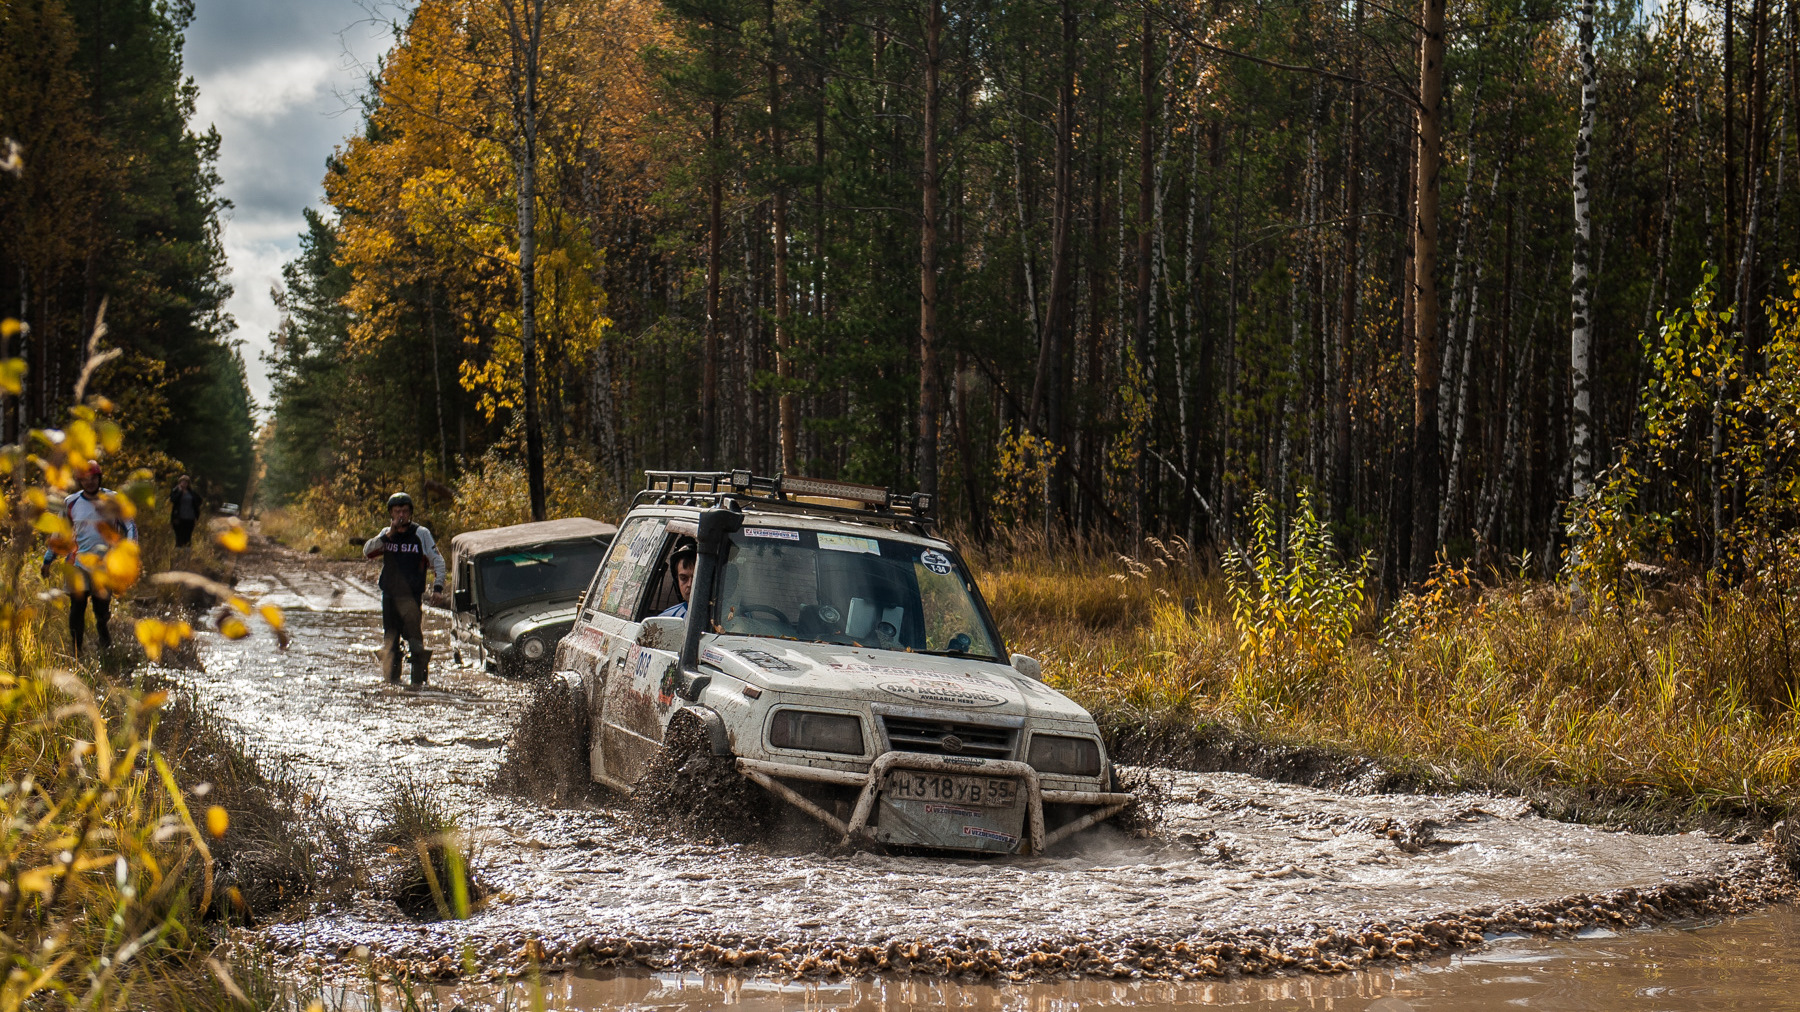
[520, 636, 546, 660]
[769, 710, 864, 755]
[1028, 734, 1101, 776]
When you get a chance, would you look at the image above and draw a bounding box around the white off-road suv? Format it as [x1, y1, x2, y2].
[549, 470, 1132, 855]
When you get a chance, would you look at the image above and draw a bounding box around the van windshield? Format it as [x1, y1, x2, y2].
[711, 527, 1003, 661]
[477, 540, 611, 610]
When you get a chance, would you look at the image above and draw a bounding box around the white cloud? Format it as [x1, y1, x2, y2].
[191, 52, 341, 127]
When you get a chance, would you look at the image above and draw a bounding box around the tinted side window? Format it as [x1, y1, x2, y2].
[592, 517, 667, 620]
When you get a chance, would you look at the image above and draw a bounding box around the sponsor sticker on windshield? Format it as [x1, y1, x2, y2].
[745, 527, 800, 541]
[919, 548, 952, 575]
[819, 533, 880, 554]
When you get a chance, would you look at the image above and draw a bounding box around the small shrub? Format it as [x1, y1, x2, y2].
[372, 772, 485, 921]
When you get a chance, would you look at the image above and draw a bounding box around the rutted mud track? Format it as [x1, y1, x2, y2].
[185, 552, 1793, 982]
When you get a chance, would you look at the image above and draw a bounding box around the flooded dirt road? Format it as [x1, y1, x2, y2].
[380, 901, 1800, 1010]
[183, 555, 1790, 988]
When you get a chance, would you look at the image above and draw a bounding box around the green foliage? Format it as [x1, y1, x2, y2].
[1222, 489, 1369, 709]
[1573, 267, 1800, 598]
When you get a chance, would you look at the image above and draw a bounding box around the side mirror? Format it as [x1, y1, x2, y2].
[453, 586, 473, 612]
[1009, 653, 1043, 680]
[638, 615, 684, 651]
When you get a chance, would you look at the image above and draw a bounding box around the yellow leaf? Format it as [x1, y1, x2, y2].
[226, 596, 252, 615]
[0, 357, 26, 396]
[65, 420, 96, 459]
[219, 615, 249, 639]
[17, 866, 57, 895]
[103, 541, 141, 588]
[97, 419, 123, 453]
[32, 512, 71, 537]
[216, 523, 248, 553]
[0, 319, 18, 339]
[135, 619, 167, 661]
[206, 805, 229, 838]
[258, 603, 284, 631]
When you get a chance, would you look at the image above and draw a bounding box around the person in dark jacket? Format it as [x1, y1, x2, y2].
[169, 475, 201, 548]
[362, 491, 446, 686]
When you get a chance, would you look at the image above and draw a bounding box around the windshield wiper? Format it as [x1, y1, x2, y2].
[913, 648, 1001, 661]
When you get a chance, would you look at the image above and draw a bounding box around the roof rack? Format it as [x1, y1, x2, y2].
[636, 470, 936, 532]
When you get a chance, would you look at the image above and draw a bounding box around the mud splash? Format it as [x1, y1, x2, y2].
[196, 551, 1793, 986]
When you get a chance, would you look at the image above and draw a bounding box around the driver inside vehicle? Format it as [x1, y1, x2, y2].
[657, 539, 698, 618]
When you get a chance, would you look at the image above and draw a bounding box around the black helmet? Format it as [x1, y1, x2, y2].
[386, 491, 414, 510]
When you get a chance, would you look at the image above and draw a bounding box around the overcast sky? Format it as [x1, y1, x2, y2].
[184, 0, 399, 412]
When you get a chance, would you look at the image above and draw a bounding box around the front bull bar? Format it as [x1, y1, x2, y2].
[735, 752, 1134, 855]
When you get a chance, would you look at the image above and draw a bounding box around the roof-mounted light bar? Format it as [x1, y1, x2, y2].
[638, 469, 935, 527]
[781, 475, 889, 506]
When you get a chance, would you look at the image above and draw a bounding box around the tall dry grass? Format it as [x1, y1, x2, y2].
[977, 521, 1800, 824]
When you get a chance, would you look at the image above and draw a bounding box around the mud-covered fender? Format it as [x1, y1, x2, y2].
[677, 703, 734, 757]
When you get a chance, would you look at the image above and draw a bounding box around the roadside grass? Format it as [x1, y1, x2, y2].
[372, 772, 486, 921]
[978, 532, 1800, 831]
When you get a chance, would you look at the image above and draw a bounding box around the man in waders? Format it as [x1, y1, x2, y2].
[363, 492, 446, 686]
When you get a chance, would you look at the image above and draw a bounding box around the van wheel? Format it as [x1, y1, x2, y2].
[492, 673, 592, 806]
[631, 714, 773, 844]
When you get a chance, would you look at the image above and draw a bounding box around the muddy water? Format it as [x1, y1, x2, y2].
[354, 904, 1800, 1009]
[188, 560, 1790, 993]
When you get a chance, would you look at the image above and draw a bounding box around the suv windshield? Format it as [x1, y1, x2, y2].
[711, 527, 1003, 660]
[478, 540, 610, 610]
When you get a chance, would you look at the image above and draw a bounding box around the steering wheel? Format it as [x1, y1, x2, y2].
[736, 603, 792, 626]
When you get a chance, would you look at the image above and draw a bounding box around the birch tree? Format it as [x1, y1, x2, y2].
[1570, 0, 1597, 505]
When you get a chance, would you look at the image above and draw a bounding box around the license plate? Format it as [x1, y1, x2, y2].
[882, 771, 1017, 808]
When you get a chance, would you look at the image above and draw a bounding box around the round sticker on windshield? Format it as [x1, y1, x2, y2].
[920, 549, 953, 575]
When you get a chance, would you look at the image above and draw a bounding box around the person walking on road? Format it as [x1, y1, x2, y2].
[363, 491, 445, 686]
[169, 475, 201, 548]
[40, 466, 137, 657]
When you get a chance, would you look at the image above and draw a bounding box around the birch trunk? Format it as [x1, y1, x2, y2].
[1569, 0, 1598, 505]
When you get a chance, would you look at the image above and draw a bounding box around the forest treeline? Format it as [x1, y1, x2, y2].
[267, 0, 1799, 592]
[0, 0, 255, 498]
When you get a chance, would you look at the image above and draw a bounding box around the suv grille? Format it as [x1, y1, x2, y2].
[881, 716, 1016, 759]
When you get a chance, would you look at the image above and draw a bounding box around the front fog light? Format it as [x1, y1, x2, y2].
[520, 636, 546, 660]
[1028, 734, 1102, 776]
[769, 710, 864, 755]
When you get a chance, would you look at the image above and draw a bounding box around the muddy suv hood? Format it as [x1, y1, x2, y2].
[483, 602, 580, 643]
[701, 636, 1092, 724]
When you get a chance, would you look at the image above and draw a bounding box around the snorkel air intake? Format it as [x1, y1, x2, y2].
[677, 505, 742, 700]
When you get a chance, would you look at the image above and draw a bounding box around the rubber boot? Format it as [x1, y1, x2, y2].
[408, 639, 431, 687]
[381, 633, 403, 683]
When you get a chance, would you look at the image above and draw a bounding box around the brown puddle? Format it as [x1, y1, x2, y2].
[325, 902, 1800, 1010]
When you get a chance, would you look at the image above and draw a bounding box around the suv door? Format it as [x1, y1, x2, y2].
[573, 516, 666, 788]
